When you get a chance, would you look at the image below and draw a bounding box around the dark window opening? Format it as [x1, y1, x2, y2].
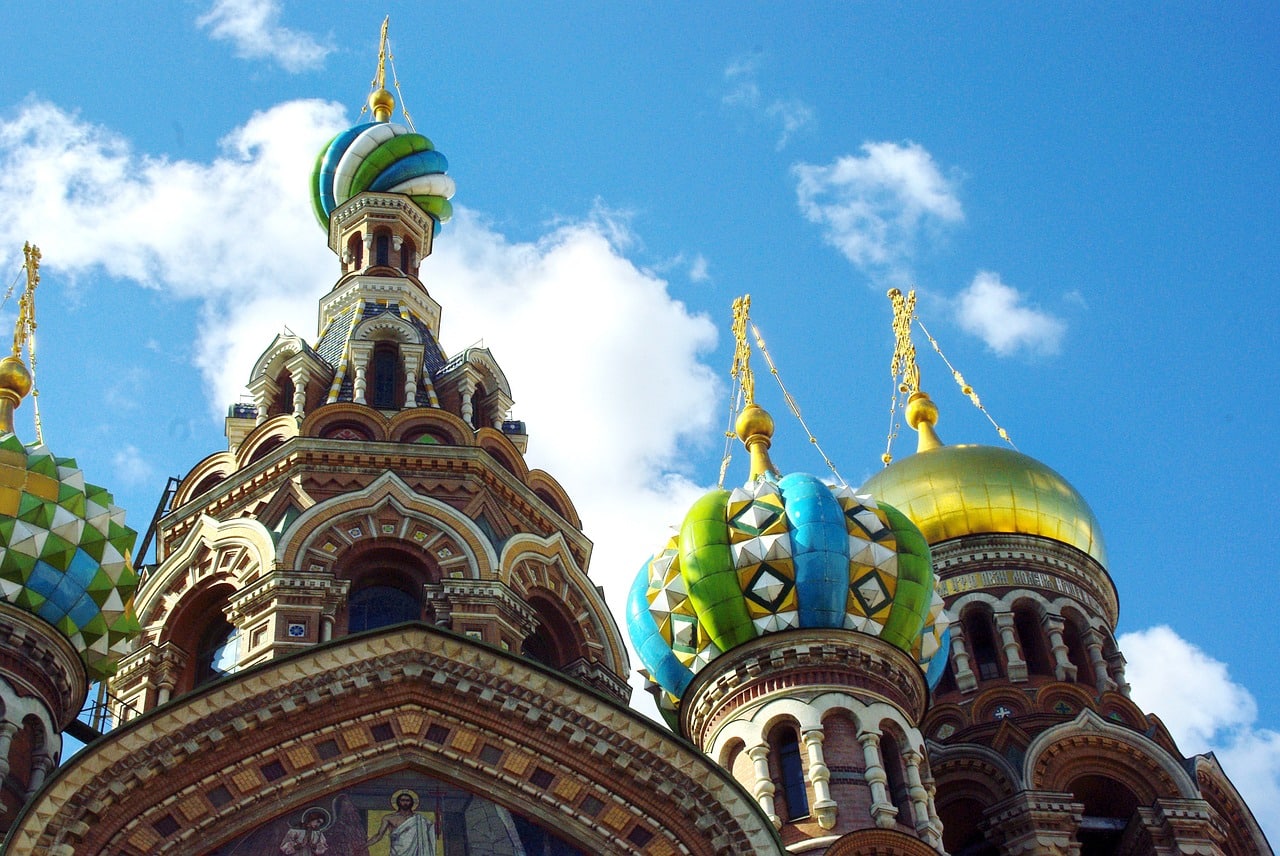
[965, 609, 1003, 681]
[400, 240, 415, 274]
[375, 232, 390, 266]
[372, 344, 400, 409]
[777, 728, 809, 820]
[347, 233, 364, 269]
[348, 585, 420, 633]
[1063, 620, 1092, 684]
[880, 732, 913, 825]
[1015, 608, 1054, 676]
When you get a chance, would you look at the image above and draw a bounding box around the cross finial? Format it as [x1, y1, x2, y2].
[888, 287, 919, 397]
[730, 295, 754, 406]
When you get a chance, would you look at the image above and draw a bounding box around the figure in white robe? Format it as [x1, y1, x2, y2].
[366, 790, 436, 856]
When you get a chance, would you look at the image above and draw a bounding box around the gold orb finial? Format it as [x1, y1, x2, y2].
[0, 356, 32, 435]
[735, 403, 779, 480]
[370, 88, 395, 122]
[905, 391, 943, 452]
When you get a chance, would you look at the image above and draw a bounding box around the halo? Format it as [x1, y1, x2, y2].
[299, 806, 332, 830]
[391, 788, 419, 810]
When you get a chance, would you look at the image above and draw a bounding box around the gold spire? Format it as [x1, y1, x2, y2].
[886, 288, 942, 455]
[730, 295, 779, 480]
[369, 16, 395, 122]
[0, 245, 37, 435]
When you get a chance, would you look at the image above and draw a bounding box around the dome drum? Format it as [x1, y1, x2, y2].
[681, 628, 930, 749]
[0, 603, 86, 731]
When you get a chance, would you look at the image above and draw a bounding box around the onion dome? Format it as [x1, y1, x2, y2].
[0, 356, 139, 681]
[861, 391, 1107, 567]
[310, 89, 455, 233]
[627, 404, 951, 716]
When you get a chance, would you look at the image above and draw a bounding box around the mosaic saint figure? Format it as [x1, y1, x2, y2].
[278, 808, 329, 855]
[366, 790, 436, 856]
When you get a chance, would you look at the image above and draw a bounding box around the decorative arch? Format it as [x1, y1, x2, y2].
[302, 402, 389, 442]
[234, 414, 300, 469]
[825, 828, 938, 856]
[173, 450, 239, 510]
[352, 310, 419, 345]
[282, 472, 498, 583]
[475, 427, 528, 479]
[526, 470, 581, 528]
[1024, 708, 1199, 803]
[971, 687, 1030, 723]
[501, 532, 629, 682]
[387, 406, 472, 446]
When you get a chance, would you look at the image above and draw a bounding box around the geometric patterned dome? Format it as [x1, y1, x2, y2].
[628, 434, 950, 716]
[0, 432, 139, 680]
[311, 119, 455, 234]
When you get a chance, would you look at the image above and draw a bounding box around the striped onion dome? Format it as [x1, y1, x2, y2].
[311, 92, 455, 233]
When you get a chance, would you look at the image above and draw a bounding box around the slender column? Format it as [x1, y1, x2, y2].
[351, 346, 371, 405]
[746, 744, 781, 829]
[801, 728, 838, 829]
[1107, 649, 1131, 697]
[858, 730, 897, 829]
[1043, 615, 1077, 682]
[458, 378, 476, 426]
[996, 612, 1028, 682]
[948, 626, 978, 692]
[25, 751, 55, 798]
[321, 614, 334, 642]
[1083, 629, 1115, 692]
[0, 720, 19, 779]
[903, 749, 939, 848]
[923, 769, 944, 847]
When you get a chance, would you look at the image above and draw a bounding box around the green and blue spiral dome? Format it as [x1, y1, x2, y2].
[627, 407, 950, 716]
[0, 428, 139, 681]
[311, 90, 455, 234]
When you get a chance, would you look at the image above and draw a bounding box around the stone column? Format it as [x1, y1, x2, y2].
[801, 728, 838, 829]
[350, 344, 372, 405]
[947, 625, 979, 692]
[1083, 628, 1115, 692]
[747, 744, 781, 828]
[249, 376, 279, 426]
[858, 730, 897, 829]
[903, 749, 938, 847]
[25, 751, 56, 798]
[1043, 615, 1077, 682]
[983, 791, 1083, 856]
[458, 378, 476, 427]
[996, 612, 1028, 682]
[1106, 648, 1130, 697]
[0, 720, 19, 779]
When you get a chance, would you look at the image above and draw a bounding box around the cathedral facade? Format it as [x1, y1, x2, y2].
[0, 36, 1271, 856]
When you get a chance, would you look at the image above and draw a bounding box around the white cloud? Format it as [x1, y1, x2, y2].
[954, 271, 1065, 356]
[1121, 625, 1280, 842]
[0, 96, 722, 720]
[689, 253, 710, 283]
[197, 0, 332, 73]
[111, 444, 156, 488]
[722, 55, 813, 150]
[793, 142, 963, 282]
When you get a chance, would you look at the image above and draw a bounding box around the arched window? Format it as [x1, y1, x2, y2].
[375, 232, 390, 267]
[522, 593, 587, 670]
[1063, 616, 1092, 684]
[348, 585, 419, 633]
[773, 726, 809, 821]
[964, 605, 1002, 681]
[940, 797, 999, 856]
[470, 384, 486, 429]
[1014, 604, 1054, 676]
[371, 343, 401, 409]
[195, 614, 239, 686]
[400, 238, 416, 274]
[879, 730, 913, 825]
[347, 232, 364, 269]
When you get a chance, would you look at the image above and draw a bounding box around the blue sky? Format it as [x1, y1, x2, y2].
[2, 1, 1277, 838]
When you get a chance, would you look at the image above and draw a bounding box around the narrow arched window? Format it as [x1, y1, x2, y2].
[375, 232, 390, 266]
[1014, 605, 1054, 676]
[775, 727, 809, 820]
[372, 343, 400, 409]
[400, 239, 415, 274]
[879, 731, 913, 824]
[1063, 618, 1092, 684]
[347, 232, 364, 269]
[965, 607, 1002, 681]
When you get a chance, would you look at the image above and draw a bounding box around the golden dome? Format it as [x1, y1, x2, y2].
[860, 443, 1107, 567]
